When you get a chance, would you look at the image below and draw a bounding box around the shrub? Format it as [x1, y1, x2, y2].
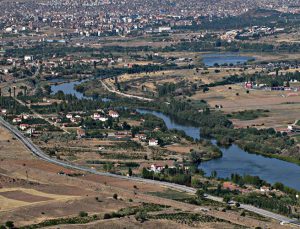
[135, 211, 147, 222]
[79, 211, 88, 217]
[113, 193, 118, 199]
[103, 213, 111, 219]
[5, 221, 14, 229]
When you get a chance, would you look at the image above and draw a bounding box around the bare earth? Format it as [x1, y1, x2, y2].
[0, 125, 294, 228]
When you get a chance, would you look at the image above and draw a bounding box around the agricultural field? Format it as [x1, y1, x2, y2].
[0, 125, 286, 229]
[190, 84, 300, 129]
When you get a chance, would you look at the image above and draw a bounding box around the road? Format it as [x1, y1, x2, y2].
[14, 97, 69, 133]
[0, 117, 299, 227]
[100, 80, 153, 102]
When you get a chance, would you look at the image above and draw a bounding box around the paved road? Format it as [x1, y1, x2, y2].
[100, 80, 153, 102]
[0, 117, 299, 227]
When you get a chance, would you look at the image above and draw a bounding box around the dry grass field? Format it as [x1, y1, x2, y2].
[191, 84, 300, 128]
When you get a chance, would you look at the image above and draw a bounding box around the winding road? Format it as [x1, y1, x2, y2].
[0, 116, 299, 227]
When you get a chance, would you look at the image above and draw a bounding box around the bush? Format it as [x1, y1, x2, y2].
[135, 211, 147, 222]
[5, 221, 14, 228]
[113, 193, 118, 199]
[79, 211, 88, 217]
[103, 213, 111, 219]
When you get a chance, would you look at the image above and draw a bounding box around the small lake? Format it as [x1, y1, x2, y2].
[202, 53, 254, 67]
[137, 109, 300, 190]
[50, 80, 87, 99]
[50, 79, 111, 102]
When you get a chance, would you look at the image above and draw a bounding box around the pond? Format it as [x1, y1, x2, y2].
[137, 109, 300, 190]
[50, 80, 87, 99]
[202, 53, 254, 67]
[50, 79, 111, 102]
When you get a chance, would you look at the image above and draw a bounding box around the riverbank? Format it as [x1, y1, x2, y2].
[49, 79, 300, 190]
[136, 108, 300, 190]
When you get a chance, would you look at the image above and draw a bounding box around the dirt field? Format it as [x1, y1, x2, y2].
[0, 125, 294, 228]
[191, 84, 300, 128]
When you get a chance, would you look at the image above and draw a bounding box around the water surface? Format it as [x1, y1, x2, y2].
[137, 109, 300, 190]
[202, 53, 254, 67]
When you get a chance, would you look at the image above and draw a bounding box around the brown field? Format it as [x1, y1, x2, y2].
[0, 125, 294, 228]
[191, 84, 300, 128]
[0, 190, 52, 202]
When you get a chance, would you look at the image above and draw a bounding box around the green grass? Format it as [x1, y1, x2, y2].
[148, 189, 194, 201]
[227, 109, 269, 121]
[148, 189, 224, 207]
[149, 212, 225, 225]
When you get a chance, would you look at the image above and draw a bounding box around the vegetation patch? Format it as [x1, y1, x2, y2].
[227, 109, 269, 121]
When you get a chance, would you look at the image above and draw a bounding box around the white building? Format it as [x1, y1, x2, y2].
[24, 55, 34, 61]
[108, 110, 119, 118]
[66, 114, 73, 119]
[150, 164, 164, 173]
[148, 139, 158, 146]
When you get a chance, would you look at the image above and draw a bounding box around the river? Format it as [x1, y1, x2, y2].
[50, 80, 300, 190]
[137, 108, 300, 190]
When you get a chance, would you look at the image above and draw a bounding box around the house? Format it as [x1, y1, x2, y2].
[136, 134, 147, 140]
[13, 117, 22, 123]
[108, 110, 119, 118]
[150, 164, 164, 173]
[99, 116, 108, 122]
[223, 182, 245, 192]
[70, 117, 77, 123]
[66, 114, 73, 119]
[260, 186, 270, 193]
[77, 129, 86, 138]
[24, 55, 34, 61]
[19, 124, 29, 130]
[55, 118, 62, 123]
[1, 109, 7, 115]
[288, 125, 300, 133]
[26, 128, 35, 135]
[245, 82, 253, 89]
[22, 114, 31, 120]
[149, 139, 159, 146]
[92, 113, 101, 120]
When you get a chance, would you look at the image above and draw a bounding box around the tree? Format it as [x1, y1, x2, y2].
[223, 195, 231, 203]
[79, 211, 88, 217]
[113, 193, 118, 199]
[135, 211, 147, 222]
[189, 150, 202, 164]
[211, 170, 217, 178]
[8, 88, 11, 97]
[273, 182, 284, 191]
[5, 221, 14, 229]
[196, 189, 205, 199]
[128, 167, 133, 176]
[35, 87, 43, 97]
